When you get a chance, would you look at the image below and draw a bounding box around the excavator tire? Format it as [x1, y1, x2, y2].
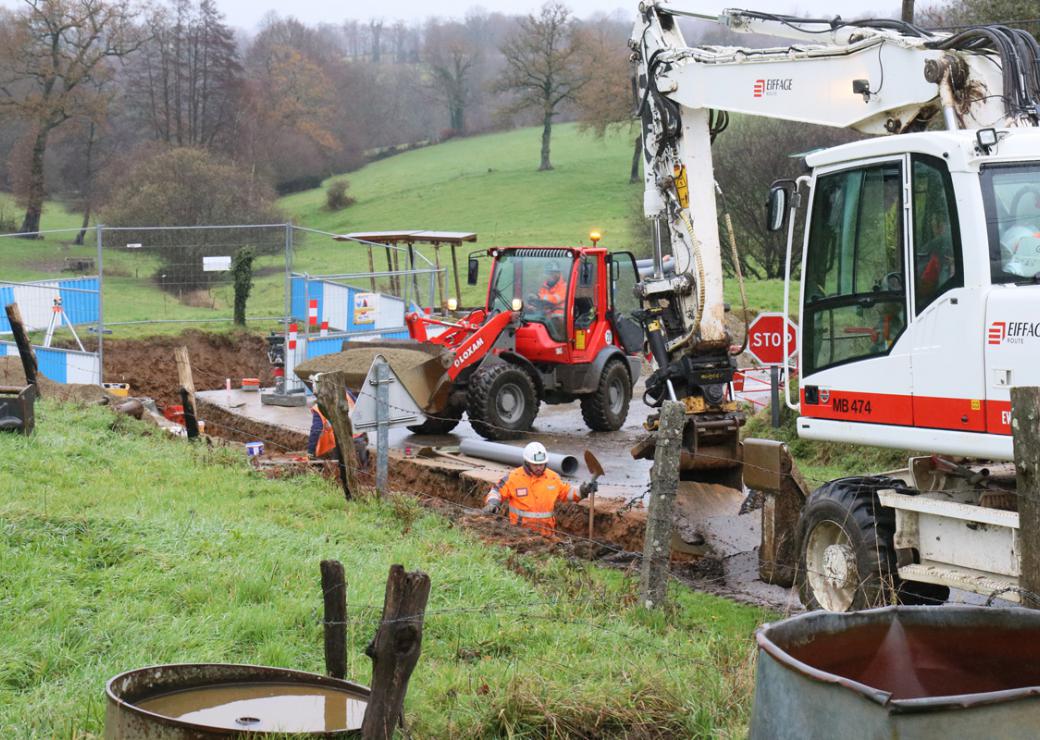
[406, 405, 464, 435]
[797, 476, 949, 611]
[467, 363, 538, 440]
[580, 359, 631, 432]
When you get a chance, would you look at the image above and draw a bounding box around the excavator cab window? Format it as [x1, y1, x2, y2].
[803, 161, 907, 375]
[980, 162, 1040, 284]
[911, 155, 963, 314]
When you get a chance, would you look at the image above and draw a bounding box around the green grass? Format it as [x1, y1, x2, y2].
[0, 126, 791, 335]
[0, 401, 771, 738]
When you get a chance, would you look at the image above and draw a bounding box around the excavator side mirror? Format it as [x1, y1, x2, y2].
[467, 257, 479, 285]
[767, 183, 790, 232]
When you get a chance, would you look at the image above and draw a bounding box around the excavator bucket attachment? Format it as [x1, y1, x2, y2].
[294, 340, 454, 414]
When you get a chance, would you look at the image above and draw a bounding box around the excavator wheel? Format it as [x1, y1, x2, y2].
[797, 476, 950, 611]
[580, 359, 631, 432]
[467, 363, 538, 440]
[797, 477, 901, 612]
[406, 405, 464, 435]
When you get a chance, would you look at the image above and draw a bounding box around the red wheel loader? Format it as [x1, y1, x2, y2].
[297, 246, 646, 440]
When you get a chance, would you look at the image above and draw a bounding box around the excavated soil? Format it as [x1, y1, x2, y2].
[0, 357, 112, 404]
[388, 453, 650, 556]
[100, 330, 275, 407]
[295, 347, 436, 389]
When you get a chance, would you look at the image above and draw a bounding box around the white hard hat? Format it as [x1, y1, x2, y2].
[523, 441, 548, 465]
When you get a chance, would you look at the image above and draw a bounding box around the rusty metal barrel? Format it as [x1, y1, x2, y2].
[106, 663, 370, 738]
[750, 606, 1040, 739]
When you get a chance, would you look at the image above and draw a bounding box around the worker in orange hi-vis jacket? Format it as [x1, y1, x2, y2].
[482, 441, 596, 537]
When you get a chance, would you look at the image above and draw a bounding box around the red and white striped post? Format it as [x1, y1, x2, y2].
[320, 320, 329, 337]
[308, 299, 318, 328]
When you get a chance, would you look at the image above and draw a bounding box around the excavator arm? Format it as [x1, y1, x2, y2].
[630, 2, 1040, 469]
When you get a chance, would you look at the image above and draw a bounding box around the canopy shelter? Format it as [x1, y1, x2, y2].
[334, 231, 477, 307]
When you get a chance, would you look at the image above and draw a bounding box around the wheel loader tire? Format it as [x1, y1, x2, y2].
[467, 363, 538, 440]
[406, 405, 463, 435]
[797, 476, 902, 612]
[580, 359, 631, 432]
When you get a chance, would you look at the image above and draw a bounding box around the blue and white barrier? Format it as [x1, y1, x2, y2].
[290, 276, 406, 333]
[1, 342, 101, 384]
[0, 277, 99, 332]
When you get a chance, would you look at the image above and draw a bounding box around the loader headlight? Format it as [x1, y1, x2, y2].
[447, 297, 458, 311]
[511, 298, 523, 312]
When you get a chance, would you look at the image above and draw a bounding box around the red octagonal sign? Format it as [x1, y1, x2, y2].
[747, 312, 798, 366]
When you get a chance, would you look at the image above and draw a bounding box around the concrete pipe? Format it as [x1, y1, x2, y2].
[459, 439, 579, 476]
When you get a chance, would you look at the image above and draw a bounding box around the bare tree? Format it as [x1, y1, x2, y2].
[573, 19, 639, 181]
[0, 0, 143, 235]
[497, 2, 587, 171]
[423, 21, 479, 135]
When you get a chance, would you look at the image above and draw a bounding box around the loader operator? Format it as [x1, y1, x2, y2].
[482, 441, 596, 537]
[533, 261, 567, 340]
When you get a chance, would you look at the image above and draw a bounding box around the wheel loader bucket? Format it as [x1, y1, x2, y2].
[294, 340, 454, 414]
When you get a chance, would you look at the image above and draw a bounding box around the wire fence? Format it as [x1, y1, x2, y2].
[0, 222, 448, 385]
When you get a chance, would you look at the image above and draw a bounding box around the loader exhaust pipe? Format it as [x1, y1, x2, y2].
[459, 439, 579, 476]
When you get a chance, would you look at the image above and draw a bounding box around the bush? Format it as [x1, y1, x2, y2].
[100, 147, 283, 291]
[324, 179, 355, 211]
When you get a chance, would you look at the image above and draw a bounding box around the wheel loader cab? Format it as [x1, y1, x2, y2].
[485, 247, 641, 364]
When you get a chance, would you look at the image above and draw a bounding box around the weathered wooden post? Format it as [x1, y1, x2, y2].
[1012, 387, 1040, 607]
[320, 559, 347, 679]
[179, 387, 200, 439]
[174, 346, 197, 420]
[316, 371, 360, 499]
[639, 401, 685, 609]
[361, 565, 431, 740]
[4, 303, 40, 396]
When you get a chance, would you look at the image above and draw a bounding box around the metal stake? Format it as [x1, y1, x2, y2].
[374, 357, 390, 492]
[770, 365, 781, 428]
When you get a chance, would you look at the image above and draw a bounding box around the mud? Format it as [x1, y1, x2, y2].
[195, 397, 308, 451]
[295, 347, 434, 389]
[388, 452, 650, 555]
[0, 357, 112, 404]
[100, 330, 275, 407]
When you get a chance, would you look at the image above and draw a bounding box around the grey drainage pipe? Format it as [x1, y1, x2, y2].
[459, 439, 579, 476]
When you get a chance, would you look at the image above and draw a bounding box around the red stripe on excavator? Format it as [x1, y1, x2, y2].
[800, 389, 1011, 435]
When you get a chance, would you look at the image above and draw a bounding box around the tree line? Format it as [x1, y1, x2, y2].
[0, 0, 631, 239]
[0, 0, 1034, 285]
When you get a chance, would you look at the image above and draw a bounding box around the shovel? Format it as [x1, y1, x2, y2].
[583, 450, 605, 541]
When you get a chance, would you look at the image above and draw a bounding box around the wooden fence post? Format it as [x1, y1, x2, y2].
[316, 371, 360, 498]
[174, 346, 196, 419]
[361, 565, 431, 740]
[4, 303, 40, 396]
[320, 559, 347, 679]
[1012, 387, 1040, 607]
[639, 401, 685, 609]
[179, 387, 200, 439]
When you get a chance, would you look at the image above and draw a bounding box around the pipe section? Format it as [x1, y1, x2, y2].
[459, 439, 579, 476]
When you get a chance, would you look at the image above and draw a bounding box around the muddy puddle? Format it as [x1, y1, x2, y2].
[136, 682, 367, 732]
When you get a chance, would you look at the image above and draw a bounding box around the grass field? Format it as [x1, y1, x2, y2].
[0, 401, 772, 738]
[0, 125, 788, 339]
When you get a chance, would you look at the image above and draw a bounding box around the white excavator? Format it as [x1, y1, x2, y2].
[630, 3, 1040, 610]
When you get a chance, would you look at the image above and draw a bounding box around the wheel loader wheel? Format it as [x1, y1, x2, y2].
[406, 405, 463, 435]
[797, 477, 902, 612]
[467, 363, 538, 440]
[580, 359, 631, 432]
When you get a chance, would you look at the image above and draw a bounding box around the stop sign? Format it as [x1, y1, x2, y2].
[746, 312, 797, 365]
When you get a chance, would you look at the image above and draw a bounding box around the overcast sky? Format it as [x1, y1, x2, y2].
[173, 0, 892, 32]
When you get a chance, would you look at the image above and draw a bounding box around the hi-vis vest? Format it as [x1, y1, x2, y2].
[538, 279, 566, 314]
[485, 466, 579, 536]
[313, 394, 357, 457]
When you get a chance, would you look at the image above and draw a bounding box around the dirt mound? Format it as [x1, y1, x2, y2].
[295, 346, 436, 388]
[101, 330, 274, 407]
[0, 357, 110, 404]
